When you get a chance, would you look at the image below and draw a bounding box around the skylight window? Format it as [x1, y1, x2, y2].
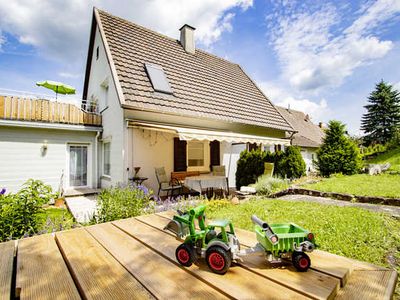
[145, 63, 173, 94]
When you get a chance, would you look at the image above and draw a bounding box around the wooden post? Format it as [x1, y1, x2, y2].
[0, 96, 4, 118]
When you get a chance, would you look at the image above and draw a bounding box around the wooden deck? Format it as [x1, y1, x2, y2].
[0, 211, 397, 299]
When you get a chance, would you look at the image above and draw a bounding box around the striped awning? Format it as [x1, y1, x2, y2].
[128, 121, 290, 146]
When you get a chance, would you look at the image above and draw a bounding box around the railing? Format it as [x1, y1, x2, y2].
[0, 95, 101, 126]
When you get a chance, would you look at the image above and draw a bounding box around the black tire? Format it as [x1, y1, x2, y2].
[206, 246, 231, 274]
[292, 251, 311, 272]
[175, 243, 196, 267]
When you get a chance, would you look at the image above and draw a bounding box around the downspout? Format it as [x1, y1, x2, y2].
[95, 131, 100, 188]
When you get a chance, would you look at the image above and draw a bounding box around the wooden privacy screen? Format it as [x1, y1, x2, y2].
[0, 95, 101, 126]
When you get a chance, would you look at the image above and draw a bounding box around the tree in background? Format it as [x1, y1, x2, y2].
[316, 120, 362, 177]
[361, 80, 400, 145]
[275, 146, 306, 179]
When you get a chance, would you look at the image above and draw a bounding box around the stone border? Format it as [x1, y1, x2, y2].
[271, 188, 400, 207]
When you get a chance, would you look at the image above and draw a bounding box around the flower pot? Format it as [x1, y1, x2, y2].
[54, 198, 65, 208]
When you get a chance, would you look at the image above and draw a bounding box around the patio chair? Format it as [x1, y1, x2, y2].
[264, 163, 274, 176]
[155, 167, 183, 199]
[212, 165, 229, 196]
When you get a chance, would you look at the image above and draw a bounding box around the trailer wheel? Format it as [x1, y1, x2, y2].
[292, 251, 311, 272]
[176, 243, 196, 267]
[206, 246, 231, 274]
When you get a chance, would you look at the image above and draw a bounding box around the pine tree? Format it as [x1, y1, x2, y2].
[316, 120, 362, 177]
[361, 80, 400, 145]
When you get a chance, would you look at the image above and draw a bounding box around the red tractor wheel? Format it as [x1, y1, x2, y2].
[292, 251, 311, 272]
[176, 243, 196, 267]
[205, 246, 231, 275]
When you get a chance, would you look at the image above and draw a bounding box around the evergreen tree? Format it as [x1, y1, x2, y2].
[316, 120, 362, 177]
[361, 80, 400, 145]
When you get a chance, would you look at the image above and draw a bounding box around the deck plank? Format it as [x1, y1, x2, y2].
[157, 210, 351, 286]
[140, 213, 340, 300]
[0, 240, 15, 300]
[335, 270, 398, 300]
[16, 234, 80, 300]
[86, 223, 228, 300]
[114, 218, 309, 300]
[55, 228, 153, 300]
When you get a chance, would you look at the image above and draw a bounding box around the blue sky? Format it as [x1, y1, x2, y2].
[0, 0, 399, 134]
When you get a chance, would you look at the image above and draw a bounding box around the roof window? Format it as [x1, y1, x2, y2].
[145, 63, 173, 94]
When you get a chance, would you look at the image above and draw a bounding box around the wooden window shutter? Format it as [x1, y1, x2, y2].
[174, 137, 187, 172]
[248, 143, 258, 151]
[209, 140, 220, 168]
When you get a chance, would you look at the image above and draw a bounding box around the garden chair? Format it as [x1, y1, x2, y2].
[264, 163, 274, 176]
[212, 165, 229, 196]
[155, 167, 183, 199]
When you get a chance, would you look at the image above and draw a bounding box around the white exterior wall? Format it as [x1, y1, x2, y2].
[86, 27, 125, 188]
[221, 142, 246, 188]
[0, 126, 97, 193]
[129, 128, 174, 194]
[300, 148, 317, 174]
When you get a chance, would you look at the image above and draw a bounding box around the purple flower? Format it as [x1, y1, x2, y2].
[137, 185, 149, 195]
[0, 188, 6, 195]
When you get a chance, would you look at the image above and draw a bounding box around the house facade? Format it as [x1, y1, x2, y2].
[0, 8, 295, 195]
[276, 106, 325, 173]
[0, 96, 102, 193]
[82, 8, 294, 193]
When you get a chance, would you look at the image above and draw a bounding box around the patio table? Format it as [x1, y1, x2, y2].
[184, 174, 228, 194]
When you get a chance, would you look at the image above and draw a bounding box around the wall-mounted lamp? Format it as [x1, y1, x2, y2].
[41, 140, 48, 156]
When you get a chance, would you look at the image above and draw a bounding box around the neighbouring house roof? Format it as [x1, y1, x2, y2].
[83, 8, 293, 132]
[276, 106, 325, 148]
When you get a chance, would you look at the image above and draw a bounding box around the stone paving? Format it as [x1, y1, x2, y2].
[65, 195, 97, 223]
[278, 194, 400, 218]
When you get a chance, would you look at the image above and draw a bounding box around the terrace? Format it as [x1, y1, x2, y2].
[0, 211, 397, 299]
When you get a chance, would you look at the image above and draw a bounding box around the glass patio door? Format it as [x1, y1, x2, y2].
[69, 145, 88, 187]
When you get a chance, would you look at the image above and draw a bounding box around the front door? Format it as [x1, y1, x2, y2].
[69, 145, 88, 187]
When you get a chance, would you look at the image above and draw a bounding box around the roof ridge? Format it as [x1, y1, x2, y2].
[96, 8, 240, 68]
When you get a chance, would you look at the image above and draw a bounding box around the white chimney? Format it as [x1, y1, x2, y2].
[179, 24, 196, 54]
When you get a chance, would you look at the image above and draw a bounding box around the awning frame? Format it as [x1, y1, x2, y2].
[127, 120, 291, 146]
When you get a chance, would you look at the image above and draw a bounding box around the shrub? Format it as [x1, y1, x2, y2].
[18, 179, 57, 206]
[250, 175, 289, 196]
[235, 149, 267, 189]
[316, 120, 363, 177]
[92, 185, 155, 223]
[276, 146, 306, 179]
[235, 147, 306, 189]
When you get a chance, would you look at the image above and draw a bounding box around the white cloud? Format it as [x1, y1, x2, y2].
[58, 72, 81, 79]
[258, 81, 331, 122]
[0, 0, 252, 61]
[268, 0, 400, 92]
[393, 81, 400, 91]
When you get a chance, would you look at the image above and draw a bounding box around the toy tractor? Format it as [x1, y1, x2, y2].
[248, 215, 315, 272]
[164, 205, 240, 274]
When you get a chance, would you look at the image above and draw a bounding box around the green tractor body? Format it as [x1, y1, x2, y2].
[165, 205, 240, 274]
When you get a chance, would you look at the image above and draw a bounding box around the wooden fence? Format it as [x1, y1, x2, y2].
[0, 95, 101, 126]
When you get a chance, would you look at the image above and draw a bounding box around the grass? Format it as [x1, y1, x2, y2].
[205, 199, 400, 296]
[303, 173, 400, 198]
[36, 207, 77, 233]
[368, 146, 400, 172]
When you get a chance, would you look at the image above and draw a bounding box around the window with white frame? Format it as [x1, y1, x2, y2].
[103, 142, 111, 176]
[187, 141, 210, 172]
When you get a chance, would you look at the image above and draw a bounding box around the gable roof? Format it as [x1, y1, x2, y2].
[276, 106, 325, 148]
[83, 8, 293, 132]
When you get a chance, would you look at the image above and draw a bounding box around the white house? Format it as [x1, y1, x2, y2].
[0, 8, 295, 195]
[276, 106, 325, 173]
[82, 8, 294, 193]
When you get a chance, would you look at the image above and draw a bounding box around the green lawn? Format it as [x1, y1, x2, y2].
[205, 199, 400, 295]
[36, 207, 76, 233]
[304, 173, 400, 198]
[368, 146, 400, 172]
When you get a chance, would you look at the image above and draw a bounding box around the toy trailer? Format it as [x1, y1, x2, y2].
[251, 215, 315, 272]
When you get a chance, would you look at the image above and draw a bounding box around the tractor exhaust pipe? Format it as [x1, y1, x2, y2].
[251, 215, 279, 245]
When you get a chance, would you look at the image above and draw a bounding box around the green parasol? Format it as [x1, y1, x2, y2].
[36, 80, 76, 99]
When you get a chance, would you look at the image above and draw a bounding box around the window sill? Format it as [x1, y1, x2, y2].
[101, 175, 111, 181]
